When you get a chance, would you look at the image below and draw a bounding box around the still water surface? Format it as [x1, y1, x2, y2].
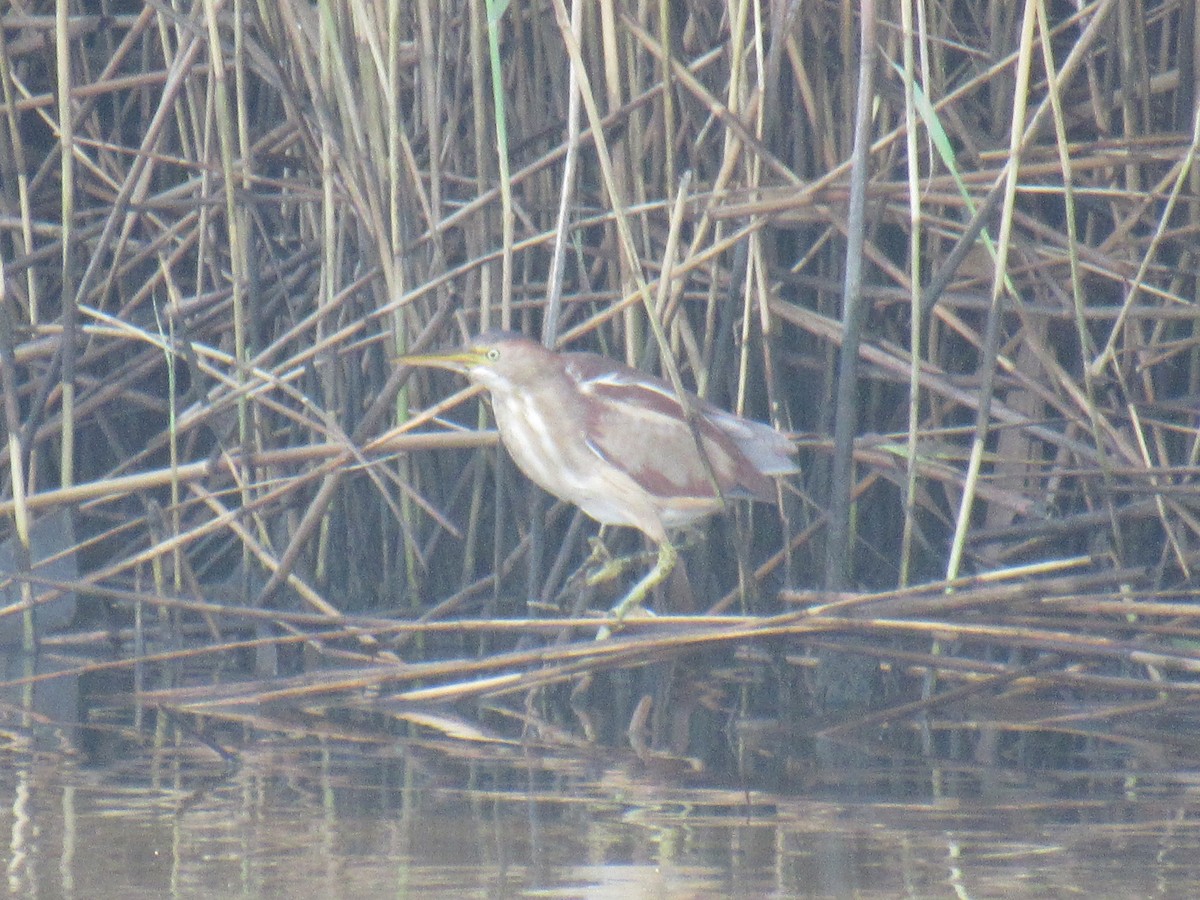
[0, 644, 1195, 898]
[4, 729, 1200, 899]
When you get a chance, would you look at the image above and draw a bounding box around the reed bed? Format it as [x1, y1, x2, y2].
[2, 1, 1200, 778]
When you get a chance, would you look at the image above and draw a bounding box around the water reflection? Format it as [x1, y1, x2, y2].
[0, 633, 1195, 897]
[0, 726, 1198, 898]
[0, 651, 80, 752]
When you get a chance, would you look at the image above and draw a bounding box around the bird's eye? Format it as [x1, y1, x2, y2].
[486, 348, 500, 361]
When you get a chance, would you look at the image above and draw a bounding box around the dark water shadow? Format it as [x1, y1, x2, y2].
[0, 509, 77, 645]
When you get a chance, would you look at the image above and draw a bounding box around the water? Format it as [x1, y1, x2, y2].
[4, 712, 1200, 898]
[0, 619, 1197, 899]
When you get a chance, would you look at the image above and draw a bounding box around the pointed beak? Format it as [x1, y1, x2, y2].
[396, 348, 487, 373]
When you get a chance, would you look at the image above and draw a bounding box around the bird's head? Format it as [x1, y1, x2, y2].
[398, 330, 557, 396]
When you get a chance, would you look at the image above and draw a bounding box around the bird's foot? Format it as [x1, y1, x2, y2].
[594, 541, 677, 640]
[581, 536, 615, 581]
[581, 538, 655, 587]
[557, 538, 610, 607]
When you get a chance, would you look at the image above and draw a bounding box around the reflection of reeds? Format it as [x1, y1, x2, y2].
[2, 3, 1199, 765]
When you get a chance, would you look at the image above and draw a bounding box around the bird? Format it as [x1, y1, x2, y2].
[398, 330, 798, 625]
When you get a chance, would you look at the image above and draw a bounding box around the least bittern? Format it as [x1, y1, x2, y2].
[399, 331, 797, 623]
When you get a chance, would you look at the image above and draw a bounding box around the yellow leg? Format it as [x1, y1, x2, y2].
[596, 541, 677, 639]
[583, 537, 657, 588]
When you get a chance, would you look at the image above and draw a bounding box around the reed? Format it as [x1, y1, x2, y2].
[1, 1, 1198, 767]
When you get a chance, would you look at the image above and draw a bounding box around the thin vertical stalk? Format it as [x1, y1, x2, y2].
[1035, 0, 1124, 563]
[596, 0, 637, 360]
[0, 29, 39, 325]
[483, 0, 514, 329]
[944, 0, 1037, 581]
[56, 0, 76, 492]
[387, 0, 421, 607]
[201, 0, 248, 441]
[656, 0, 674, 189]
[0, 253, 36, 651]
[825, 0, 876, 592]
[542, 0, 583, 348]
[898, 0, 923, 587]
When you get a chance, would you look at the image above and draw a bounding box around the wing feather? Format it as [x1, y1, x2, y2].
[563, 352, 795, 503]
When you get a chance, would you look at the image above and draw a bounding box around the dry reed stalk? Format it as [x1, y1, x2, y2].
[0, 2, 1198, 759]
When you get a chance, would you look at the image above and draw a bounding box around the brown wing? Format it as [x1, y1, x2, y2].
[564, 352, 791, 502]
